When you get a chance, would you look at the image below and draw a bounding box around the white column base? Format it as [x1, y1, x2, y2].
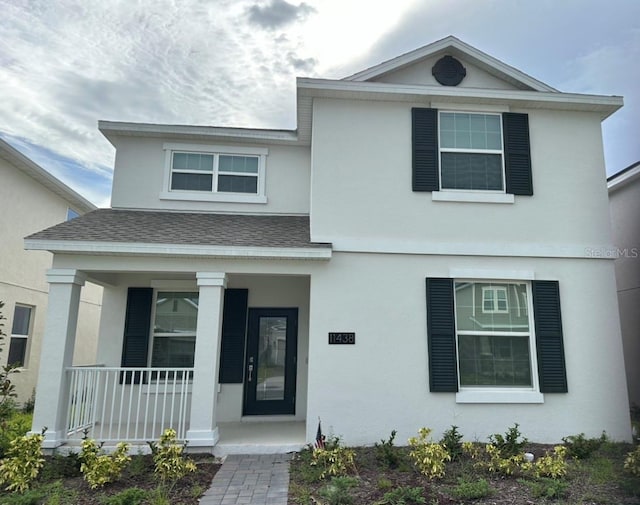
[186, 427, 220, 447]
[28, 430, 66, 449]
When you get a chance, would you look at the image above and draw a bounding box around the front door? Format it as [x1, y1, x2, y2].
[243, 308, 298, 415]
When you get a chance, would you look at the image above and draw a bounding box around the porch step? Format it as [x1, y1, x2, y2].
[214, 421, 306, 456]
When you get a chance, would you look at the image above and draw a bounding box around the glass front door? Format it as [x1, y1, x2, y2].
[243, 308, 298, 415]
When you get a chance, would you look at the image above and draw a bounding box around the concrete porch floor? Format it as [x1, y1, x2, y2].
[61, 420, 307, 456]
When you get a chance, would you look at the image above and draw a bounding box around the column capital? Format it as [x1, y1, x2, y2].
[46, 269, 87, 286]
[196, 272, 227, 288]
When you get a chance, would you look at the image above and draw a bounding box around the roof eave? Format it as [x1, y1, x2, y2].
[0, 139, 96, 213]
[98, 121, 304, 146]
[608, 162, 640, 192]
[24, 238, 332, 261]
[297, 78, 623, 120]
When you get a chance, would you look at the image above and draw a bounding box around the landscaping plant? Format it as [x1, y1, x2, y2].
[79, 438, 131, 489]
[440, 425, 464, 461]
[318, 476, 358, 505]
[408, 427, 451, 479]
[0, 430, 45, 492]
[625, 445, 640, 476]
[311, 440, 357, 479]
[375, 430, 403, 468]
[149, 428, 196, 489]
[562, 432, 608, 459]
[375, 485, 426, 504]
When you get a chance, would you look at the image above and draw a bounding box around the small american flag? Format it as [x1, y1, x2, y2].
[314, 418, 325, 449]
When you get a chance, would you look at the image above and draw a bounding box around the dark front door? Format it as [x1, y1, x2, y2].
[243, 308, 298, 415]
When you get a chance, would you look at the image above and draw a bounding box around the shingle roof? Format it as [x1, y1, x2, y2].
[26, 209, 330, 250]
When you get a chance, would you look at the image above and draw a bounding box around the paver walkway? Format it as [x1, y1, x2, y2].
[199, 453, 292, 505]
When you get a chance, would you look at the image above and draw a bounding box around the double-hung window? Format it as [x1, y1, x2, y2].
[455, 282, 533, 388]
[163, 143, 268, 203]
[8, 304, 32, 367]
[412, 108, 533, 197]
[151, 292, 198, 368]
[439, 112, 504, 191]
[426, 278, 567, 401]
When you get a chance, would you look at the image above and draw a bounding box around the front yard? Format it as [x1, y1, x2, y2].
[288, 426, 640, 505]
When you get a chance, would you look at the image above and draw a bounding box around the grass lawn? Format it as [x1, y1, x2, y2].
[288, 433, 640, 505]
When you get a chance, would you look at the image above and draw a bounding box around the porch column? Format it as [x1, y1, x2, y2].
[186, 272, 227, 447]
[31, 268, 86, 448]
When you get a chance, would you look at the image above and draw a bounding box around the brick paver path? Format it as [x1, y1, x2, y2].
[199, 453, 292, 505]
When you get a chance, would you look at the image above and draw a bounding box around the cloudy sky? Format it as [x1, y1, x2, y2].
[1, 0, 639, 207]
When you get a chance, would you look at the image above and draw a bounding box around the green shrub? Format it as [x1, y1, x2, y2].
[375, 486, 426, 504]
[79, 439, 131, 489]
[375, 430, 402, 468]
[440, 426, 464, 461]
[0, 431, 45, 492]
[526, 446, 568, 479]
[100, 487, 148, 505]
[39, 480, 79, 505]
[624, 445, 640, 476]
[451, 477, 493, 500]
[318, 476, 358, 505]
[40, 452, 82, 480]
[311, 442, 356, 480]
[562, 432, 607, 459]
[0, 411, 32, 457]
[0, 485, 46, 504]
[377, 477, 393, 490]
[485, 443, 524, 475]
[521, 477, 569, 499]
[150, 428, 196, 488]
[408, 427, 451, 479]
[488, 423, 528, 458]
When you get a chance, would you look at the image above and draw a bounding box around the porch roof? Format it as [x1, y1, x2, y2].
[25, 209, 332, 259]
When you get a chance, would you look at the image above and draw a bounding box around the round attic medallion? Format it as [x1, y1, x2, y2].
[432, 55, 466, 86]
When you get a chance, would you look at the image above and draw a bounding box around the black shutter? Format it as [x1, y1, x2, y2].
[120, 287, 153, 384]
[532, 280, 568, 393]
[218, 289, 248, 383]
[503, 112, 533, 195]
[412, 108, 439, 191]
[426, 278, 458, 392]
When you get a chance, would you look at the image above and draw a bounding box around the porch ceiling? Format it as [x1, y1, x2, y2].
[25, 209, 332, 260]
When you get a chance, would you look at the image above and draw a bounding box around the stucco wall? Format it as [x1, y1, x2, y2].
[110, 136, 310, 214]
[306, 252, 630, 445]
[609, 175, 640, 407]
[0, 157, 102, 403]
[310, 98, 611, 252]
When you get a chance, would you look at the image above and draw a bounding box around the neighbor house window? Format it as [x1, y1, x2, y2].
[439, 112, 504, 191]
[151, 292, 198, 368]
[455, 282, 533, 387]
[163, 143, 267, 202]
[8, 305, 32, 367]
[481, 286, 508, 313]
[66, 208, 80, 221]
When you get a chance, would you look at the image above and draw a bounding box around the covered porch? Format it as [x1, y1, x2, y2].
[24, 210, 330, 452]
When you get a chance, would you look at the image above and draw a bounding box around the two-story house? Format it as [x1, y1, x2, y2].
[25, 36, 631, 453]
[0, 138, 102, 405]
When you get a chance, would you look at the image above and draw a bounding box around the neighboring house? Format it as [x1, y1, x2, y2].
[608, 161, 640, 409]
[25, 36, 631, 453]
[0, 138, 102, 404]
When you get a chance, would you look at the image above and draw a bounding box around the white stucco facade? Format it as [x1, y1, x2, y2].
[25, 36, 632, 450]
[608, 163, 640, 409]
[0, 140, 102, 404]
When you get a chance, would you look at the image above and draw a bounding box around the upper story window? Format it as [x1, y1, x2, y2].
[8, 304, 33, 367]
[162, 143, 268, 204]
[439, 112, 504, 192]
[412, 108, 533, 202]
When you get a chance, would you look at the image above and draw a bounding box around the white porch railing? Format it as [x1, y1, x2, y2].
[66, 366, 193, 442]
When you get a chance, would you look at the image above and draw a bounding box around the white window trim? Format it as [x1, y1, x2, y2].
[161, 142, 268, 204]
[437, 110, 507, 195]
[454, 280, 541, 403]
[481, 286, 509, 314]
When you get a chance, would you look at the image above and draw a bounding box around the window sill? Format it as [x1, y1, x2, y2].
[432, 191, 515, 204]
[160, 191, 267, 204]
[456, 390, 543, 404]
